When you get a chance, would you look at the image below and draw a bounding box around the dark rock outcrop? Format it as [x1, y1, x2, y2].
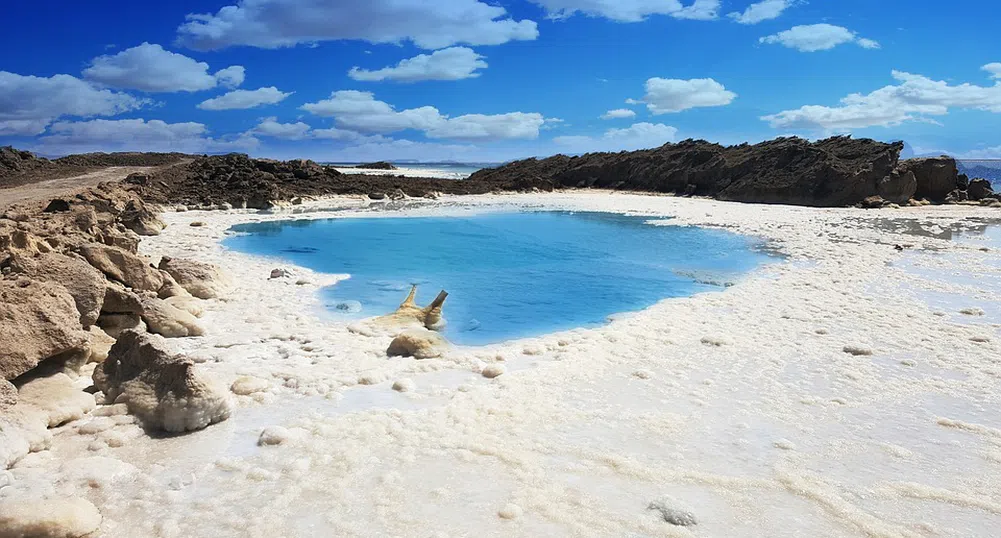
[968, 178, 996, 201]
[355, 161, 398, 170]
[898, 157, 960, 201]
[470, 136, 906, 207]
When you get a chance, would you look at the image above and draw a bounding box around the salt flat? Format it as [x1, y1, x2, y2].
[7, 191, 1001, 537]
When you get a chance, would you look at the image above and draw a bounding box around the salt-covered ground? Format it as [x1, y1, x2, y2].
[5, 191, 1001, 537]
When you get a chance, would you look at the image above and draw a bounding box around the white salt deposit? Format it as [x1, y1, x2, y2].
[4, 192, 1001, 537]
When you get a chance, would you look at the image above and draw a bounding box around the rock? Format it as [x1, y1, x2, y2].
[86, 326, 116, 364]
[42, 199, 71, 213]
[469, 136, 904, 207]
[957, 173, 970, 190]
[93, 330, 231, 432]
[139, 296, 205, 338]
[124, 172, 150, 185]
[96, 313, 145, 339]
[375, 285, 448, 330]
[270, 268, 291, 279]
[482, 364, 506, 379]
[898, 157, 960, 202]
[17, 373, 96, 427]
[355, 161, 398, 170]
[387, 329, 449, 359]
[392, 378, 415, 392]
[0, 379, 16, 412]
[258, 426, 291, 446]
[0, 497, 102, 538]
[334, 300, 362, 313]
[0, 279, 89, 381]
[80, 243, 163, 292]
[388, 188, 407, 200]
[119, 199, 165, 236]
[945, 189, 969, 204]
[968, 178, 995, 201]
[101, 282, 142, 314]
[231, 376, 269, 396]
[189, 221, 205, 227]
[158, 256, 229, 299]
[860, 196, 887, 209]
[648, 496, 698, 527]
[368, 192, 387, 200]
[843, 345, 873, 356]
[876, 169, 917, 204]
[10, 253, 107, 327]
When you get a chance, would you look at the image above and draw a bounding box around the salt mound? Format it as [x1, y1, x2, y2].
[387, 329, 448, 359]
[0, 497, 102, 538]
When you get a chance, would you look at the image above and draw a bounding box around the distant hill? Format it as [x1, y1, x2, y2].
[957, 161, 1001, 187]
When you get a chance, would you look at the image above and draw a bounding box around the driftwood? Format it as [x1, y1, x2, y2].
[375, 285, 448, 330]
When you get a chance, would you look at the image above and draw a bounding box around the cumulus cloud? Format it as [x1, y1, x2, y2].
[0, 71, 148, 135]
[176, 0, 538, 51]
[83, 43, 244, 92]
[759, 24, 880, 52]
[554, 122, 679, 153]
[300, 90, 545, 141]
[250, 117, 313, 140]
[628, 77, 736, 114]
[30, 118, 258, 155]
[197, 87, 292, 111]
[728, 0, 796, 24]
[530, 0, 719, 22]
[601, 108, 637, 120]
[348, 47, 487, 82]
[981, 63, 1001, 79]
[761, 68, 1001, 131]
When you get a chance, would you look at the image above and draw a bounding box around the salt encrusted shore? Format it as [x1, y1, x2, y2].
[5, 191, 1001, 537]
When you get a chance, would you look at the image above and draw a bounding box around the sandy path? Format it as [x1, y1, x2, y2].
[0, 166, 161, 211]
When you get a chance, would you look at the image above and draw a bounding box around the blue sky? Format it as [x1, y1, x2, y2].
[1, 0, 1000, 162]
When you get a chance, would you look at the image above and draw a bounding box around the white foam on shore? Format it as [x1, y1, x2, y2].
[5, 192, 1001, 537]
[332, 166, 470, 180]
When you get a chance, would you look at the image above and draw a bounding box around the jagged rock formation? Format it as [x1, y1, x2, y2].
[469, 137, 989, 207]
[93, 330, 230, 433]
[375, 285, 448, 330]
[0, 279, 90, 381]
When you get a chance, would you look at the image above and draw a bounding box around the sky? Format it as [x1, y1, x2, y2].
[1, 0, 1000, 163]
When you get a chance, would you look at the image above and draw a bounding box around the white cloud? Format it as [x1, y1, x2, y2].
[728, 0, 796, 24]
[300, 90, 544, 141]
[982, 63, 1001, 79]
[0, 71, 148, 134]
[629, 77, 736, 114]
[762, 68, 1001, 131]
[958, 145, 1001, 159]
[425, 112, 544, 141]
[530, 0, 718, 22]
[214, 66, 246, 88]
[759, 24, 880, 52]
[601, 108, 637, 120]
[554, 122, 679, 153]
[348, 47, 487, 82]
[83, 43, 245, 92]
[197, 87, 292, 111]
[177, 0, 538, 51]
[250, 117, 313, 140]
[30, 118, 258, 155]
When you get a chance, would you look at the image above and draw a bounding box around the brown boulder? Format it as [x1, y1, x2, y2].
[0, 279, 89, 381]
[119, 199, 165, 236]
[10, 253, 107, 327]
[876, 169, 917, 204]
[968, 178, 995, 201]
[94, 330, 231, 432]
[80, 243, 164, 292]
[139, 296, 205, 338]
[898, 157, 959, 202]
[157, 256, 229, 299]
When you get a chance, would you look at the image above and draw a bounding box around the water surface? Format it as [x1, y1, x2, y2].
[226, 211, 772, 344]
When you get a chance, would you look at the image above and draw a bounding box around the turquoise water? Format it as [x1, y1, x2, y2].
[225, 212, 773, 345]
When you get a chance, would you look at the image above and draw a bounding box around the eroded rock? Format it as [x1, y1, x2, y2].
[0, 279, 89, 381]
[158, 256, 229, 299]
[80, 243, 163, 292]
[93, 329, 231, 432]
[387, 329, 448, 359]
[139, 296, 205, 338]
[10, 253, 107, 327]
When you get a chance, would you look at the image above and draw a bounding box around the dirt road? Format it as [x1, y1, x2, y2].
[1, 166, 157, 211]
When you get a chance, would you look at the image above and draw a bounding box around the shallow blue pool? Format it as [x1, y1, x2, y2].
[225, 211, 773, 345]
